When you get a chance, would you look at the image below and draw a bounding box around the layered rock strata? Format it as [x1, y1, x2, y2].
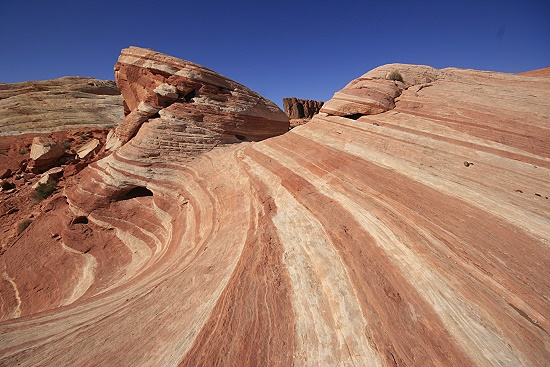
[0, 60, 549, 367]
[0, 77, 123, 135]
[106, 46, 289, 154]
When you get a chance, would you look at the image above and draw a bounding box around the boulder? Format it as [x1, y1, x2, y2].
[29, 137, 64, 172]
[0, 168, 12, 179]
[0, 179, 15, 191]
[63, 161, 88, 178]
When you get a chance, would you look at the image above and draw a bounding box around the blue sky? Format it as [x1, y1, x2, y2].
[1, 0, 549, 108]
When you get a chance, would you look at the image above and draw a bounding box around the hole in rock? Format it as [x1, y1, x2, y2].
[71, 216, 89, 225]
[118, 186, 154, 201]
[184, 89, 196, 102]
[235, 135, 247, 141]
[218, 87, 233, 94]
[343, 113, 363, 120]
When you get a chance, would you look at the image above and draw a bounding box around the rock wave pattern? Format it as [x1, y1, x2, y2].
[106, 46, 289, 153]
[0, 56, 549, 366]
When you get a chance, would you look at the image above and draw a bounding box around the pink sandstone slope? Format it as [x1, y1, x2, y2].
[519, 66, 550, 77]
[0, 51, 549, 367]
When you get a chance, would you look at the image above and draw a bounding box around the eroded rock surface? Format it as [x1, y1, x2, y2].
[0, 61, 549, 367]
[0, 128, 111, 253]
[282, 97, 324, 119]
[106, 46, 289, 153]
[0, 77, 123, 135]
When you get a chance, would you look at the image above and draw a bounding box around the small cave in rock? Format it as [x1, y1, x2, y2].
[118, 186, 154, 201]
[184, 89, 196, 102]
[71, 216, 89, 225]
[218, 87, 233, 95]
[343, 113, 364, 120]
[235, 135, 247, 141]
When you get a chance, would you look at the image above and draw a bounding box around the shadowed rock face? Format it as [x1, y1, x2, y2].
[0, 60, 549, 367]
[282, 97, 324, 119]
[0, 76, 123, 135]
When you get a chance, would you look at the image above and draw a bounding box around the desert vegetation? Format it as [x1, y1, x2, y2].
[387, 70, 404, 82]
[33, 180, 58, 202]
[16, 219, 32, 235]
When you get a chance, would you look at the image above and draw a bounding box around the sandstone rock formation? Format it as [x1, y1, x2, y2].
[519, 66, 550, 77]
[0, 76, 123, 135]
[282, 97, 324, 119]
[106, 46, 289, 152]
[0, 58, 549, 367]
[319, 72, 405, 117]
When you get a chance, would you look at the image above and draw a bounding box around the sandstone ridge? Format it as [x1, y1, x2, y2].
[0, 58, 549, 367]
[0, 76, 123, 135]
[106, 46, 289, 153]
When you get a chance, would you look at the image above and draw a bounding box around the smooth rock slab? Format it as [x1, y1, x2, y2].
[76, 138, 101, 159]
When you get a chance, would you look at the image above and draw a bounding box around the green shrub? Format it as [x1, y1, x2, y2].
[16, 219, 32, 235]
[18, 149, 28, 155]
[387, 70, 404, 82]
[33, 180, 58, 202]
[0, 149, 6, 156]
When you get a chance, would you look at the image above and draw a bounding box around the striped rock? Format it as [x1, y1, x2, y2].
[105, 46, 290, 152]
[0, 77, 122, 135]
[0, 63, 549, 367]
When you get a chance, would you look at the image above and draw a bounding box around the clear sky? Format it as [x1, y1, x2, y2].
[1, 0, 549, 108]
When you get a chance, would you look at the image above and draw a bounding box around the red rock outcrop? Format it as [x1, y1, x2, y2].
[0, 128, 111, 252]
[0, 59, 549, 367]
[282, 97, 324, 119]
[106, 46, 289, 153]
[519, 66, 550, 77]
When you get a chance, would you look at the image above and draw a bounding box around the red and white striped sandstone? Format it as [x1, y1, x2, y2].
[0, 58, 549, 367]
[106, 47, 289, 153]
